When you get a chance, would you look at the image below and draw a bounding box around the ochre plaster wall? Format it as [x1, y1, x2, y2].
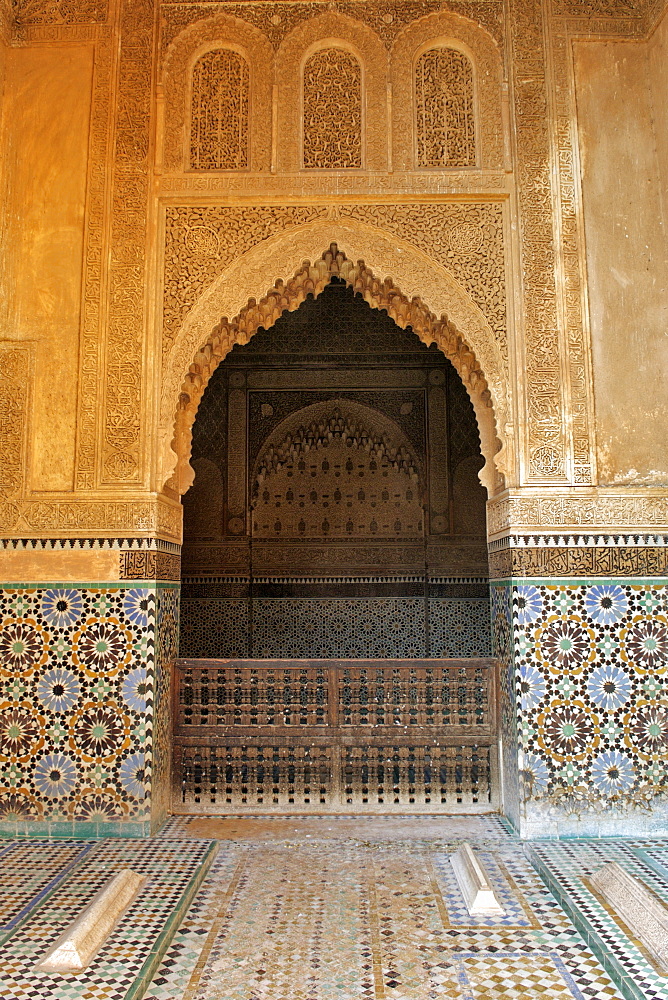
[648, 9, 668, 227]
[574, 35, 668, 486]
[1, 45, 93, 492]
[0, 38, 11, 340]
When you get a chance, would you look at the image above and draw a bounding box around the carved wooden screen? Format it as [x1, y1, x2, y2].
[415, 47, 476, 168]
[173, 658, 499, 814]
[190, 48, 250, 170]
[303, 47, 362, 168]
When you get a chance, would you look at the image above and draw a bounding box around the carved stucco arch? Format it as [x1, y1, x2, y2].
[253, 398, 424, 495]
[275, 11, 389, 172]
[160, 13, 274, 172]
[391, 11, 505, 172]
[160, 221, 510, 501]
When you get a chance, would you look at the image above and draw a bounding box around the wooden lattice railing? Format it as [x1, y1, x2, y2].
[172, 658, 499, 814]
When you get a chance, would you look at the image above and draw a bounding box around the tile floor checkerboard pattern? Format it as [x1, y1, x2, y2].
[141, 816, 630, 1000]
[3, 818, 667, 1000]
[0, 841, 94, 938]
[0, 837, 214, 1000]
[530, 840, 668, 1000]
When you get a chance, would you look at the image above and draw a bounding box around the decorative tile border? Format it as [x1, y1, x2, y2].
[0, 539, 181, 552]
[528, 840, 668, 1000]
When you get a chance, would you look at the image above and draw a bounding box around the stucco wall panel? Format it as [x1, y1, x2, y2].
[574, 38, 668, 486]
[1, 46, 94, 493]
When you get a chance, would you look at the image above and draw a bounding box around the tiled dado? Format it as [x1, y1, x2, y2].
[0, 581, 179, 838]
[491, 547, 668, 836]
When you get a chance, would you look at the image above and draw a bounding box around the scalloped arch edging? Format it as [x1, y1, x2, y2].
[167, 243, 503, 500]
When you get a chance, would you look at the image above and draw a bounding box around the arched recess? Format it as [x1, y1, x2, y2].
[391, 12, 505, 172]
[301, 42, 365, 169]
[160, 13, 274, 172]
[159, 223, 511, 501]
[275, 11, 388, 172]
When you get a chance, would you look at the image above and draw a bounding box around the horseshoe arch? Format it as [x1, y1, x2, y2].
[159, 219, 511, 500]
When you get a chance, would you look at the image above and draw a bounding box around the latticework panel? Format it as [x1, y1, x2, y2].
[175, 741, 495, 813]
[178, 661, 329, 728]
[339, 662, 490, 728]
[173, 659, 499, 814]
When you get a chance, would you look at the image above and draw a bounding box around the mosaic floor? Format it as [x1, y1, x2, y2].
[530, 840, 668, 1000]
[0, 836, 215, 1000]
[2, 817, 668, 1000]
[142, 816, 631, 1000]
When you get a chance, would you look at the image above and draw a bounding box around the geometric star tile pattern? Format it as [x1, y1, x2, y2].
[491, 579, 668, 833]
[0, 583, 178, 835]
[179, 597, 493, 659]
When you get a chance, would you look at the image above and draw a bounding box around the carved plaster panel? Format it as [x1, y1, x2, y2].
[488, 491, 668, 537]
[120, 549, 182, 579]
[489, 543, 668, 579]
[302, 46, 363, 169]
[163, 205, 328, 356]
[100, 0, 155, 486]
[157, 2, 506, 58]
[415, 46, 476, 168]
[162, 203, 507, 370]
[13, 0, 108, 26]
[0, 497, 182, 540]
[161, 13, 273, 172]
[544, 15, 596, 485]
[343, 203, 507, 363]
[157, 170, 509, 197]
[0, 346, 31, 500]
[275, 11, 389, 172]
[509, 0, 567, 483]
[0, 0, 12, 41]
[391, 11, 505, 172]
[159, 226, 508, 498]
[189, 48, 250, 170]
[75, 15, 116, 490]
[551, 0, 644, 17]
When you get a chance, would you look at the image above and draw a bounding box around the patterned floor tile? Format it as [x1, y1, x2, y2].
[0, 841, 95, 939]
[529, 840, 668, 1000]
[0, 838, 215, 1000]
[141, 819, 626, 1000]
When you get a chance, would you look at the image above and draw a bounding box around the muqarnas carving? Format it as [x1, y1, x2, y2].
[252, 403, 423, 539]
[303, 47, 362, 168]
[190, 48, 250, 170]
[415, 46, 476, 168]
